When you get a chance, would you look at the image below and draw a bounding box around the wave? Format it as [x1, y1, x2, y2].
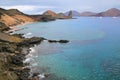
[23, 32, 32, 37]
[26, 32, 32, 36]
[23, 58, 33, 63]
[31, 63, 38, 67]
[26, 53, 33, 58]
[30, 48, 36, 53]
[22, 66, 31, 69]
[38, 74, 45, 79]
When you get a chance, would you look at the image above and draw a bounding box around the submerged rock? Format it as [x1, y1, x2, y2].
[48, 40, 69, 43]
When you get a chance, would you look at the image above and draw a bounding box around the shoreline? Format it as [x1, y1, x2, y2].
[0, 20, 69, 80]
[0, 21, 46, 80]
[10, 22, 34, 29]
[6, 22, 34, 33]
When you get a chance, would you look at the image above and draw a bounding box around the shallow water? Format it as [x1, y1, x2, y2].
[15, 17, 120, 80]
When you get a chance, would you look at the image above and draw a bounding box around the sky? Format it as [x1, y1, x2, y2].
[0, 0, 120, 14]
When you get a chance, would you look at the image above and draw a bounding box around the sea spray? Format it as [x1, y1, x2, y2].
[38, 73, 46, 79]
[23, 58, 33, 63]
[24, 47, 41, 79]
[23, 32, 33, 38]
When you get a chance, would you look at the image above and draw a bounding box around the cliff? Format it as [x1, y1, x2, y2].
[0, 8, 35, 27]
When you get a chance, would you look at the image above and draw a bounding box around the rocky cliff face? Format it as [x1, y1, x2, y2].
[0, 8, 35, 27]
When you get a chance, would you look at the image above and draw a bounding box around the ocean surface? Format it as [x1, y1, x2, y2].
[14, 17, 120, 80]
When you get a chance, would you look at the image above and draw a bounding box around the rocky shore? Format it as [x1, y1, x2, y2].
[0, 30, 46, 80]
[0, 27, 69, 80]
[0, 7, 70, 80]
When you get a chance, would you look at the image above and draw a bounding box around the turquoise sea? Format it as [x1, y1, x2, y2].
[14, 17, 120, 80]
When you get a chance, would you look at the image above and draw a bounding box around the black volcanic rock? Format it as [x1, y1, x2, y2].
[48, 40, 69, 43]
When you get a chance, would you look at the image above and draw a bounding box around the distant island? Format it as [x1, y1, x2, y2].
[0, 7, 120, 30]
[65, 8, 120, 17]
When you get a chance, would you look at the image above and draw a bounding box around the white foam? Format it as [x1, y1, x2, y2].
[30, 48, 36, 53]
[23, 58, 33, 63]
[22, 66, 31, 69]
[26, 53, 33, 58]
[112, 17, 117, 19]
[31, 63, 38, 67]
[23, 32, 32, 38]
[26, 32, 32, 36]
[38, 74, 45, 79]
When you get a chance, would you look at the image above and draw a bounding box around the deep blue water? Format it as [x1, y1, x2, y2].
[14, 17, 120, 80]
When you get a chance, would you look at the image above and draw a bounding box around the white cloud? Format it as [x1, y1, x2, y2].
[1, 5, 55, 12]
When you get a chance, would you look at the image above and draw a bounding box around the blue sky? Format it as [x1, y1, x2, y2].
[0, 0, 120, 14]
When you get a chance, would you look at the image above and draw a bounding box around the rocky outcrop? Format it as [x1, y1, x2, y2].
[0, 22, 10, 32]
[56, 13, 70, 19]
[56, 13, 65, 19]
[0, 32, 46, 80]
[19, 37, 45, 46]
[30, 14, 56, 22]
[0, 32, 23, 43]
[43, 10, 57, 18]
[43, 10, 72, 19]
[48, 40, 69, 43]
